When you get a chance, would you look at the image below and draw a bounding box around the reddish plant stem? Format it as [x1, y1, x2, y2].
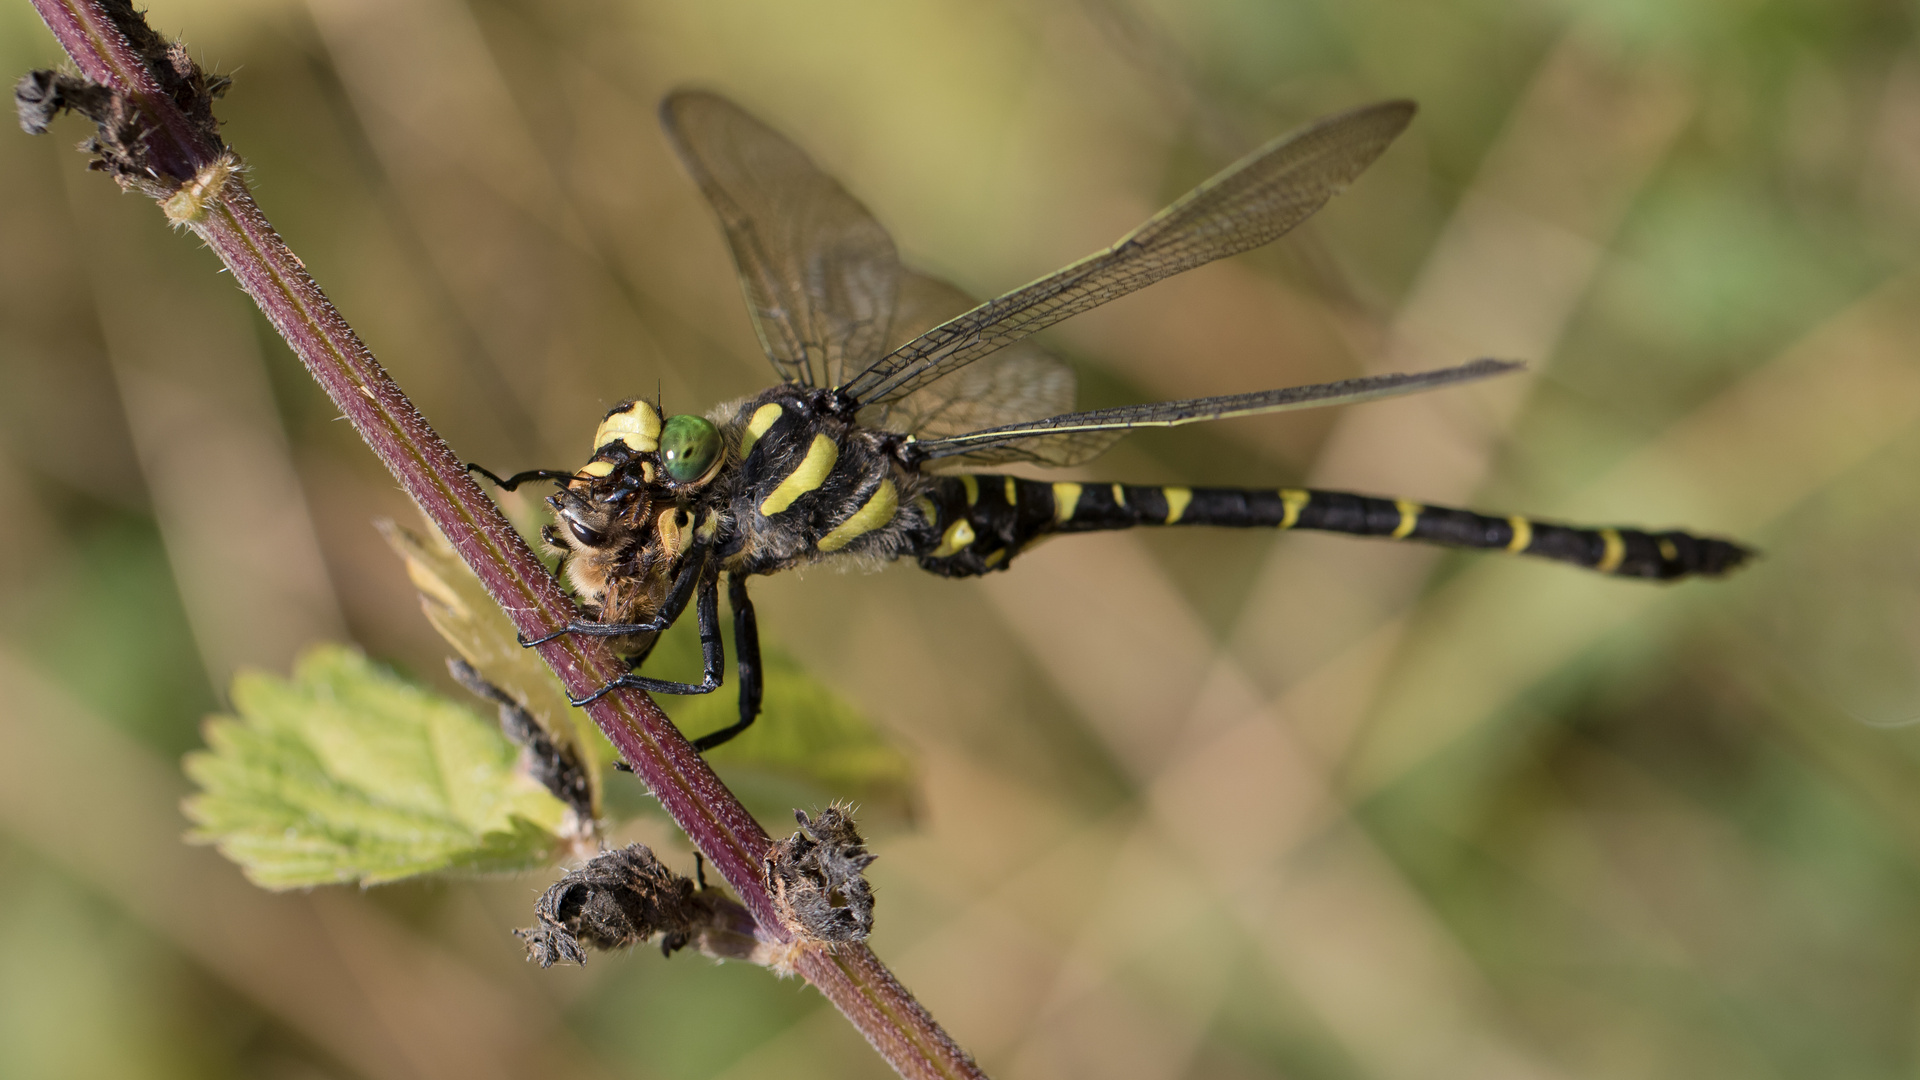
[190, 188, 787, 907]
[25, 2, 985, 1078]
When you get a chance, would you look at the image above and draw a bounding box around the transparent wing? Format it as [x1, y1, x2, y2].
[856, 270, 1079, 465]
[841, 100, 1417, 406]
[661, 90, 901, 388]
[906, 359, 1522, 464]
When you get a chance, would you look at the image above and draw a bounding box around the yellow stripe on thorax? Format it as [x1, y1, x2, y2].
[1162, 486, 1192, 524]
[759, 433, 838, 516]
[737, 402, 783, 460]
[1052, 482, 1082, 524]
[1596, 528, 1626, 573]
[960, 474, 979, 505]
[817, 480, 898, 552]
[1507, 516, 1532, 552]
[1279, 489, 1310, 529]
[1392, 499, 1421, 539]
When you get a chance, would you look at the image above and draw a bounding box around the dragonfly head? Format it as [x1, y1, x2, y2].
[543, 400, 727, 610]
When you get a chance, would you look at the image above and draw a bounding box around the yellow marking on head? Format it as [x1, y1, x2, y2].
[983, 548, 1008, 568]
[1004, 476, 1017, 506]
[960, 474, 979, 505]
[594, 400, 662, 454]
[930, 518, 976, 558]
[1392, 499, 1422, 540]
[1596, 528, 1626, 573]
[1507, 516, 1532, 552]
[737, 402, 783, 459]
[759, 433, 839, 516]
[1052, 482, 1082, 524]
[580, 459, 616, 479]
[1658, 538, 1678, 562]
[1279, 489, 1310, 529]
[640, 460, 657, 483]
[1162, 486, 1192, 524]
[817, 480, 898, 552]
[1111, 484, 1127, 508]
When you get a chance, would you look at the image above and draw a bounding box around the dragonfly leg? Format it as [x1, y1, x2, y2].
[466, 463, 579, 491]
[568, 572, 724, 708]
[691, 574, 762, 752]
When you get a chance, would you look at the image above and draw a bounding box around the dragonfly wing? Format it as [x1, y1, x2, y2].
[907, 358, 1522, 463]
[842, 99, 1416, 405]
[857, 269, 1078, 461]
[661, 90, 901, 388]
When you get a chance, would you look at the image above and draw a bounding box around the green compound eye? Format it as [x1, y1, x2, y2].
[659, 414, 722, 484]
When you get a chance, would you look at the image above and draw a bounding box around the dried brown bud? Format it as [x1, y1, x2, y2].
[516, 844, 698, 966]
[764, 805, 877, 945]
[15, 2, 230, 191]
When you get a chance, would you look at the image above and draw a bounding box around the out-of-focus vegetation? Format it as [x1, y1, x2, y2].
[5, 0, 1920, 1077]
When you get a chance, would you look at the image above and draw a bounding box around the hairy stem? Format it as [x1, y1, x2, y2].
[23, 2, 983, 1077]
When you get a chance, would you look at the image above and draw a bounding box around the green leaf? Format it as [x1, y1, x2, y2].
[647, 615, 918, 827]
[183, 645, 571, 889]
[379, 519, 615, 794]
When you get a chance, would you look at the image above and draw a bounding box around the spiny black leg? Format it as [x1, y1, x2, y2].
[466, 463, 579, 491]
[522, 540, 711, 647]
[568, 573, 725, 708]
[692, 574, 762, 752]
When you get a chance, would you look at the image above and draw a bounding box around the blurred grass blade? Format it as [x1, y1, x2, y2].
[183, 645, 571, 888]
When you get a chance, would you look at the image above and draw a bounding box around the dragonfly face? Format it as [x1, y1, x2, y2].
[538, 399, 734, 653]
[471, 89, 1753, 750]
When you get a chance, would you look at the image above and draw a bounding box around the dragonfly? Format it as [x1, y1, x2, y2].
[471, 89, 1752, 751]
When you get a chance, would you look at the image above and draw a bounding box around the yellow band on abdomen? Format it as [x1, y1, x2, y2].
[929, 518, 976, 558]
[1596, 528, 1626, 573]
[1053, 482, 1082, 524]
[1507, 516, 1532, 553]
[1392, 499, 1421, 539]
[1162, 486, 1192, 524]
[1279, 489, 1310, 529]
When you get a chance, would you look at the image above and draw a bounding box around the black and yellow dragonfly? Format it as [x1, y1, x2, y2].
[472, 90, 1751, 751]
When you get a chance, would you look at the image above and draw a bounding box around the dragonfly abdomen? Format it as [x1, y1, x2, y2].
[914, 475, 1751, 580]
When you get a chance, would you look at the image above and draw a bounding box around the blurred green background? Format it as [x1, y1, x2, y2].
[7, 0, 1920, 1077]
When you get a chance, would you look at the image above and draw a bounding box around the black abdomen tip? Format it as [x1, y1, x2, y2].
[1642, 531, 1756, 580]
